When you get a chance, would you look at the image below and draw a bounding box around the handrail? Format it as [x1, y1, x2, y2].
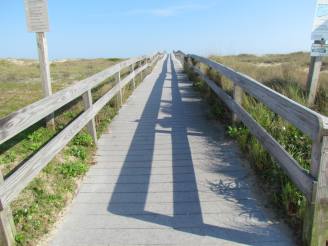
[0, 53, 162, 209]
[189, 54, 327, 141]
[173, 51, 328, 197]
[173, 51, 328, 245]
[0, 55, 150, 145]
[176, 52, 328, 141]
[192, 65, 313, 199]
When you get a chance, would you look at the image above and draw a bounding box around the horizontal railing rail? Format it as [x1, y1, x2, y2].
[173, 51, 328, 246]
[0, 52, 162, 245]
[0, 54, 158, 145]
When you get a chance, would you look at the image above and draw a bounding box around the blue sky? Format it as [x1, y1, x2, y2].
[0, 0, 318, 59]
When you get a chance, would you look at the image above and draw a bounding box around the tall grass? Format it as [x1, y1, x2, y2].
[185, 52, 328, 241]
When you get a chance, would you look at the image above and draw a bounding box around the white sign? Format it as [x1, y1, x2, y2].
[312, 0, 328, 40]
[24, 0, 49, 32]
[311, 43, 328, 56]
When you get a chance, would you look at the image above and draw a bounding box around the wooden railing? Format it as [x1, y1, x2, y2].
[0, 52, 161, 245]
[174, 51, 328, 246]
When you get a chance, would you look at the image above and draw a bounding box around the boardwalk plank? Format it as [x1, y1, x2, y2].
[49, 54, 294, 246]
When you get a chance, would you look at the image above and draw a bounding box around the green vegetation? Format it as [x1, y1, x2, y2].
[0, 58, 152, 245]
[186, 52, 328, 242]
[210, 52, 328, 115]
[0, 58, 120, 117]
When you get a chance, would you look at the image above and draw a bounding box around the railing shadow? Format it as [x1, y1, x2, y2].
[107, 55, 282, 244]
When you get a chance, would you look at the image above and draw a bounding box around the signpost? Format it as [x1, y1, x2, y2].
[307, 0, 328, 105]
[311, 42, 328, 57]
[24, 0, 55, 128]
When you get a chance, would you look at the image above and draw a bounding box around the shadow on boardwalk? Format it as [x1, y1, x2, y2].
[107, 55, 280, 244]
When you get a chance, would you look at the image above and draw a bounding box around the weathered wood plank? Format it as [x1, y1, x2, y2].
[0, 56, 148, 145]
[233, 85, 243, 123]
[131, 64, 136, 89]
[36, 32, 55, 129]
[0, 63, 151, 209]
[0, 171, 15, 246]
[192, 66, 314, 199]
[303, 135, 328, 246]
[189, 54, 325, 141]
[82, 90, 97, 144]
[117, 70, 123, 106]
[307, 56, 322, 106]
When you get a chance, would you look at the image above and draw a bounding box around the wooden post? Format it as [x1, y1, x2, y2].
[115, 70, 123, 108]
[140, 60, 143, 80]
[307, 40, 324, 106]
[0, 171, 16, 246]
[146, 58, 150, 74]
[303, 134, 328, 246]
[233, 85, 243, 123]
[131, 63, 136, 89]
[82, 90, 97, 145]
[36, 32, 55, 129]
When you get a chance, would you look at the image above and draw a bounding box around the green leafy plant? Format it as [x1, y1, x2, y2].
[57, 162, 88, 178]
[72, 132, 93, 147]
[68, 146, 87, 160]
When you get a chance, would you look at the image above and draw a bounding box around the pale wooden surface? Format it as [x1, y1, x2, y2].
[0, 171, 15, 246]
[232, 85, 243, 123]
[303, 135, 328, 246]
[36, 32, 55, 128]
[307, 56, 322, 106]
[49, 54, 294, 246]
[82, 90, 98, 144]
[36, 32, 52, 98]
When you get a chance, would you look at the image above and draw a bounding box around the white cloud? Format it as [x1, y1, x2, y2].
[127, 4, 210, 17]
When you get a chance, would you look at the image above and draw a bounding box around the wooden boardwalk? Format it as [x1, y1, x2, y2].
[49, 54, 294, 246]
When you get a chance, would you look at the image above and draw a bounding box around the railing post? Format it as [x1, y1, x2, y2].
[146, 58, 150, 73]
[232, 85, 243, 123]
[0, 171, 16, 246]
[115, 69, 123, 108]
[131, 63, 136, 90]
[307, 40, 323, 106]
[303, 133, 328, 246]
[82, 90, 97, 145]
[140, 60, 144, 80]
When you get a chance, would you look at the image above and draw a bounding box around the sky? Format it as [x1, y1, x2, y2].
[0, 0, 319, 59]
